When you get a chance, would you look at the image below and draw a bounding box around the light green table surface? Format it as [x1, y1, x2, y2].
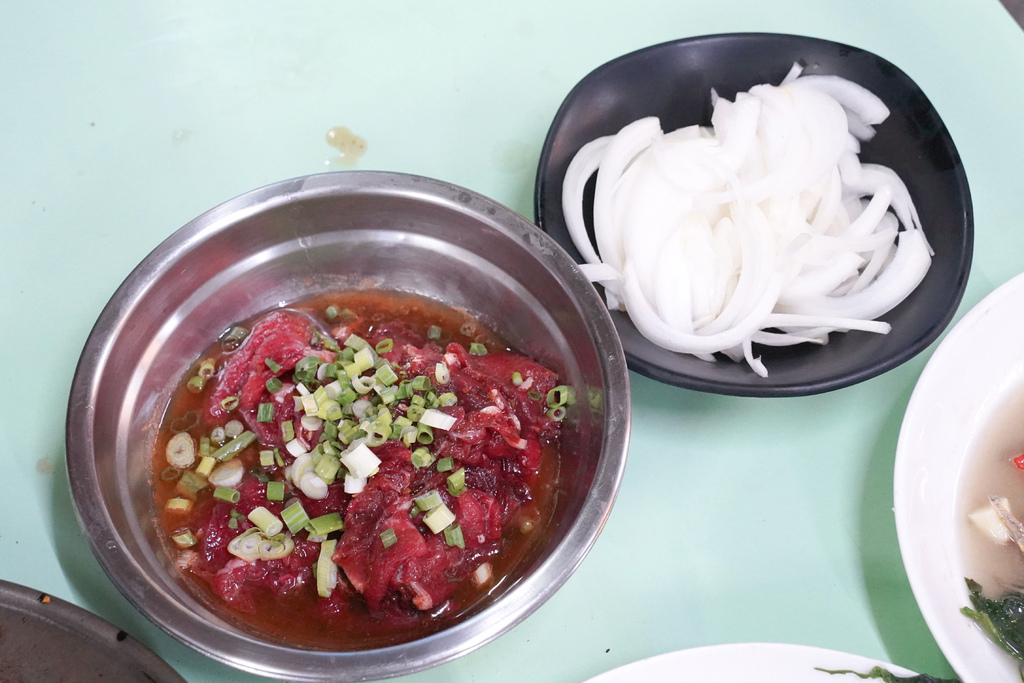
[3, 1, 1024, 681]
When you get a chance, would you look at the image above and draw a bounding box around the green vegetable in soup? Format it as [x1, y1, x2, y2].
[816, 666, 961, 683]
[961, 577, 1024, 662]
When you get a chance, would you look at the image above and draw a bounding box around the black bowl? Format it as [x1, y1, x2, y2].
[534, 33, 973, 397]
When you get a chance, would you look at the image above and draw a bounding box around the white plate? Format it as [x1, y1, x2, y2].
[584, 643, 917, 682]
[895, 272, 1024, 683]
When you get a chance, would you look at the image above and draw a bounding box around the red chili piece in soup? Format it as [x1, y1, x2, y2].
[154, 293, 564, 648]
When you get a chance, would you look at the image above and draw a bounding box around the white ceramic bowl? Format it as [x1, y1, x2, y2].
[895, 272, 1024, 682]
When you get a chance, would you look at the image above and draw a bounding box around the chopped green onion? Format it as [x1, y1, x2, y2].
[281, 420, 295, 443]
[257, 402, 274, 423]
[434, 362, 450, 383]
[436, 457, 454, 473]
[198, 359, 216, 379]
[527, 390, 543, 401]
[511, 371, 523, 386]
[220, 396, 240, 412]
[248, 506, 284, 536]
[293, 355, 322, 383]
[446, 467, 466, 497]
[165, 497, 192, 512]
[443, 523, 465, 548]
[427, 325, 442, 340]
[407, 404, 426, 422]
[375, 363, 399, 386]
[266, 377, 284, 394]
[266, 481, 285, 501]
[210, 425, 226, 445]
[410, 447, 434, 469]
[380, 528, 398, 548]
[325, 305, 340, 321]
[352, 347, 375, 374]
[213, 486, 240, 503]
[171, 530, 197, 548]
[323, 421, 339, 441]
[259, 449, 276, 467]
[437, 392, 458, 407]
[469, 342, 487, 355]
[224, 420, 244, 438]
[416, 423, 434, 444]
[160, 466, 181, 481]
[274, 449, 285, 467]
[343, 333, 369, 351]
[195, 456, 215, 477]
[339, 346, 356, 363]
[219, 325, 249, 351]
[547, 406, 567, 421]
[379, 386, 399, 405]
[175, 470, 208, 499]
[212, 431, 256, 461]
[309, 512, 344, 536]
[314, 455, 341, 484]
[414, 489, 443, 511]
[375, 338, 394, 354]
[264, 357, 282, 373]
[281, 499, 310, 534]
[199, 436, 211, 457]
[547, 385, 572, 408]
[351, 375, 376, 394]
[411, 375, 431, 392]
[423, 503, 456, 534]
[316, 539, 338, 598]
[186, 375, 206, 393]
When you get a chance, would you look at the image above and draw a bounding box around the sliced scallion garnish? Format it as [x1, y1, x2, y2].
[175, 470, 208, 499]
[220, 396, 240, 412]
[266, 377, 284, 394]
[410, 447, 435, 469]
[380, 528, 398, 549]
[165, 497, 192, 512]
[547, 406, 567, 421]
[219, 325, 249, 351]
[256, 402, 274, 423]
[213, 486, 240, 503]
[281, 499, 311, 534]
[469, 342, 487, 355]
[375, 338, 394, 354]
[414, 489, 443, 511]
[446, 468, 466, 497]
[423, 503, 456, 534]
[264, 357, 282, 373]
[436, 457, 454, 473]
[212, 430, 256, 461]
[247, 506, 283, 536]
[443, 523, 465, 548]
[308, 512, 344, 536]
[171, 530, 197, 548]
[266, 481, 285, 501]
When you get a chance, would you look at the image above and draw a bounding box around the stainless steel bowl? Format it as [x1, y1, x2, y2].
[66, 172, 631, 681]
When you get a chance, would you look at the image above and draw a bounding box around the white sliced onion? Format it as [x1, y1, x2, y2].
[561, 64, 930, 375]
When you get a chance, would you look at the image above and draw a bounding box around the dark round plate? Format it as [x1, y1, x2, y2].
[534, 33, 973, 397]
[0, 579, 185, 682]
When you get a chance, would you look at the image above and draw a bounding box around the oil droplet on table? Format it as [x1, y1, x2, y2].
[325, 126, 367, 167]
